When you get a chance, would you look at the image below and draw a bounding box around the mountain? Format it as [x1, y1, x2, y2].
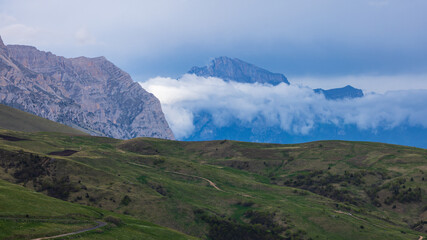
[188, 56, 289, 85]
[181, 57, 427, 147]
[0, 103, 88, 135]
[0, 127, 425, 239]
[314, 85, 364, 100]
[0, 36, 174, 140]
[188, 57, 362, 100]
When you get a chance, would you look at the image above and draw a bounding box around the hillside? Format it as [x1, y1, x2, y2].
[0, 177, 196, 239]
[0, 128, 425, 239]
[0, 103, 88, 135]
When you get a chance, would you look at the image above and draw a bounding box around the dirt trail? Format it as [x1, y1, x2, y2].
[334, 210, 362, 220]
[31, 221, 107, 240]
[166, 170, 224, 191]
[128, 162, 224, 191]
[128, 162, 155, 169]
[128, 162, 258, 197]
[333, 210, 385, 229]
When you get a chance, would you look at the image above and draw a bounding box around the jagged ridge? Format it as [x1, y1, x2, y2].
[188, 56, 289, 85]
[0, 36, 174, 140]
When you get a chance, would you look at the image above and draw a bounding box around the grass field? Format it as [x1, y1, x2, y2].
[0, 127, 425, 239]
[0, 170, 196, 239]
[0, 104, 88, 135]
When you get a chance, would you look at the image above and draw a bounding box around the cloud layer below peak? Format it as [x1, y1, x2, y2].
[140, 74, 427, 139]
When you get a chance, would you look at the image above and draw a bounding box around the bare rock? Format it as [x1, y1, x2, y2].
[188, 56, 289, 85]
[0, 36, 174, 140]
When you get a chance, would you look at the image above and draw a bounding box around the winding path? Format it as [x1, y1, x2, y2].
[128, 162, 224, 191]
[166, 170, 224, 191]
[31, 221, 107, 240]
[129, 161, 259, 197]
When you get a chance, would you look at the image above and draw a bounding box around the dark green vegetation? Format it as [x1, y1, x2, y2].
[0, 128, 425, 240]
[0, 104, 88, 135]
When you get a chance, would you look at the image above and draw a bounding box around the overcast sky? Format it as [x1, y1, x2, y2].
[1, 0, 427, 91]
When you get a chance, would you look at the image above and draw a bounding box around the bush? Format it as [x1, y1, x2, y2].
[236, 201, 255, 207]
[136, 175, 147, 184]
[244, 210, 277, 229]
[104, 216, 122, 226]
[120, 195, 131, 206]
[195, 209, 295, 240]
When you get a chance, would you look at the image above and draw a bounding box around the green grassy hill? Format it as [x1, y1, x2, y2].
[0, 104, 88, 135]
[0, 174, 196, 239]
[0, 128, 425, 239]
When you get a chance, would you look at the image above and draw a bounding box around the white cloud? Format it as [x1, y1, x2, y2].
[291, 74, 427, 93]
[75, 28, 97, 45]
[162, 105, 195, 138]
[140, 74, 427, 139]
[0, 23, 40, 44]
[0, 14, 17, 25]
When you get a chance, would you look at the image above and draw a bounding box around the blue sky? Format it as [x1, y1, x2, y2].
[1, 0, 427, 89]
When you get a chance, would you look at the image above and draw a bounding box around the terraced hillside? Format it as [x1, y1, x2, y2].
[0, 127, 425, 239]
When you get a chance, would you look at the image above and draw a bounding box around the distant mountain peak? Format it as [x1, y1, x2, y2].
[188, 56, 289, 85]
[314, 85, 364, 100]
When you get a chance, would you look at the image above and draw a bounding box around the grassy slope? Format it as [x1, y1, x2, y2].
[0, 129, 425, 239]
[0, 177, 196, 240]
[174, 140, 427, 221]
[0, 104, 88, 135]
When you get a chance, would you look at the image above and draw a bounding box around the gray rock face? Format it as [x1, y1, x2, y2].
[314, 85, 364, 100]
[0, 37, 7, 56]
[0, 36, 174, 140]
[188, 56, 289, 85]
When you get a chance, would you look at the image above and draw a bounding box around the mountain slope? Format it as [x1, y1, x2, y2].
[0, 179, 196, 240]
[0, 127, 424, 239]
[0, 35, 174, 140]
[0, 103, 88, 135]
[188, 57, 289, 85]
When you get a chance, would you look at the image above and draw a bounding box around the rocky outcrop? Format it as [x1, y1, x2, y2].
[0, 36, 174, 139]
[188, 56, 289, 85]
[314, 85, 364, 100]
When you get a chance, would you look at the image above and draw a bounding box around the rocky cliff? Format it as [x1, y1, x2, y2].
[188, 56, 289, 85]
[0, 36, 174, 140]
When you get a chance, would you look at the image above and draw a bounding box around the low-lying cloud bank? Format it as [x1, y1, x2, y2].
[292, 74, 427, 94]
[140, 74, 427, 139]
